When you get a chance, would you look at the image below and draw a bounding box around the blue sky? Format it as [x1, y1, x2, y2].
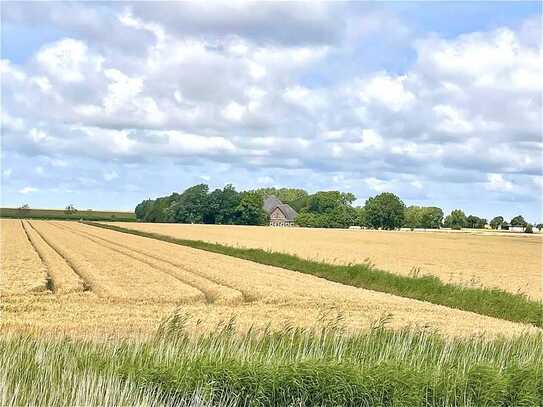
[1, 2, 541, 222]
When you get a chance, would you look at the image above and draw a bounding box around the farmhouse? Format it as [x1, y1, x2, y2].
[263, 195, 298, 227]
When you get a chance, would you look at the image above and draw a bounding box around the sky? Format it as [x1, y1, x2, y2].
[1, 1, 542, 222]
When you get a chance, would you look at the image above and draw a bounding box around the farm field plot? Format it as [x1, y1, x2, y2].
[1, 219, 540, 339]
[0, 207, 136, 221]
[108, 222, 543, 299]
[1, 220, 48, 295]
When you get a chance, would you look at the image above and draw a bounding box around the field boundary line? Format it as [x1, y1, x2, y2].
[54, 222, 241, 304]
[84, 221, 543, 328]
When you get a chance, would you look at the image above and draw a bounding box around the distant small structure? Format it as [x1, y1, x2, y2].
[263, 195, 298, 227]
[509, 226, 526, 233]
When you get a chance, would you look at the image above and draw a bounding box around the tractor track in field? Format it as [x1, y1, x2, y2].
[50, 222, 237, 304]
[20, 221, 54, 293]
[20, 220, 50, 292]
[23, 221, 87, 294]
[28, 221, 116, 298]
[52, 222, 247, 304]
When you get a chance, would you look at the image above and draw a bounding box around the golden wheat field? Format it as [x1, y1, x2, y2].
[0, 219, 540, 339]
[108, 222, 543, 299]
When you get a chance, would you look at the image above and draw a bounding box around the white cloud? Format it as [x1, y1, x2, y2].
[103, 170, 119, 181]
[221, 101, 245, 122]
[19, 187, 38, 194]
[1, 111, 25, 131]
[358, 73, 415, 112]
[257, 176, 274, 185]
[365, 177, 390, 192]
[36, 38, 103, 82]
[103, 69, 143, 114]
[485, 173, 513, 191]
[411, 180, 423, 189]
[416, 26, 542, 91]
[247, 61, 267, 80]
[359, 129, 383, 149]
[30, 128, 48, 143]
[1, 4, 541, 218]
[433, 105, 473, 134]
[0, 59, 26, 81]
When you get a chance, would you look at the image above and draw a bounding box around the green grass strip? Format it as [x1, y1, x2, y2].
[3, 320, 542, 406]
[84, 221, 542, 327]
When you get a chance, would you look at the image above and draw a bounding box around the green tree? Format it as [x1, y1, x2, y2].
[135, 199, 153, 221]
[364, 193, 406, 230]
[510, 215, 527, 227]
[305, 191, 356, 214]
[294, 212, 319, 228]
[236, 192, 267, 225]
[466, 215, 487, 229]
[169, 184, 209, 224]
[356, 207, 367, 227]
[206, 184, 240, 224]
[404, 206, 443, 229]
[404, 206, 423, 229]
[420, 207, 444, 229]
[489, 216, 504, 229]
[327, 205, 357, 228]
[444, 209, 467, 230]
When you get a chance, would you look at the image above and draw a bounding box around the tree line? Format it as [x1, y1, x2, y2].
[134, 184, 541, 232]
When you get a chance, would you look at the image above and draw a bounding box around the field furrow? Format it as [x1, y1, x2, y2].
[53, 222, 243, 305]
[31, 221, 205, 303]
[1, 219, 48, 295]
[62, 221, 333, 304]
[23, 221, 85, 294]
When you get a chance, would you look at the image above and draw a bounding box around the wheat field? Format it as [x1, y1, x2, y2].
[0, 219, 539, 339]
[107, 222, 543, 299]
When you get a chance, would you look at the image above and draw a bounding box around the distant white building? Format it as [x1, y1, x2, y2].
[509, 226, 526, 233]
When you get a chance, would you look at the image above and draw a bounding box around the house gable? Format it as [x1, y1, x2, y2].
[270, 207, 287, 220]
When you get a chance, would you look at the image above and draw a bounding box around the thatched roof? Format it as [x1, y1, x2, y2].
[263, 195, 298, 221]
[275, 204, 298, 221]
[263, 195, 283, 213]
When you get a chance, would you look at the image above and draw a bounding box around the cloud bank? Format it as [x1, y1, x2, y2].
[1, 2, 541, 220]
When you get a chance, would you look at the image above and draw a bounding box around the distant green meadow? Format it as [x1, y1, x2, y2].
[2, 311, 542, 406]
[0, 207, 136, 222]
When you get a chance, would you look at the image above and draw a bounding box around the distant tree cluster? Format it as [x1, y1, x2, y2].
[404, 206, 444, 229]
[134, 184, 540, 232]
[135, 184, 267, 226]
[294, 191, 358, 228]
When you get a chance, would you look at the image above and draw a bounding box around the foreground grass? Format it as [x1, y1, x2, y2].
[2, 311, 542, 406]
[86, 222, 542, 327]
